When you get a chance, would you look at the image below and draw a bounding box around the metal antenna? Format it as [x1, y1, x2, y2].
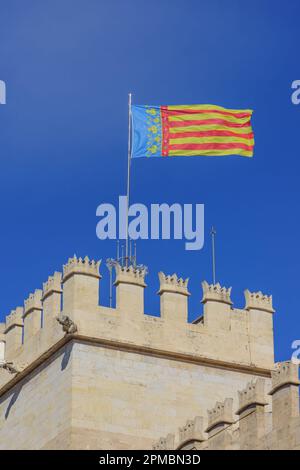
[134, 242, 137, 267]
[211, 226, 217, 284]
[106, 259, 114, 308]
[106, 240, 124, 309]
[121, 245, 125, 267]
[125, 93, 132, 267]
[129, 238, 132, 264]
[117, 240, 120, 262]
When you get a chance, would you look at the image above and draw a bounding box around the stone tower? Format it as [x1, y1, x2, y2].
[0, 255, 299, 450]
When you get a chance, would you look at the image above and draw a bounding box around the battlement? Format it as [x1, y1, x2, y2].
[152, 434, 175, 450]
[23, 290, 42, 318]
[201, 281, 232, 305]
[179, 417, 205, 444]
[206, 398, 234, 433]
[114, 264, 147, 287]
[63, 256, 101, 282]
[244, 289, 274, 313]
[42, 272, 62, 300]
[5, 307, 23, 333]
[0, 254, 276, 393]
[270, 361, 300, 393]
[151, 362, 300, 450]
[158, 272, 190, 296]
[237, 378, 267, 414]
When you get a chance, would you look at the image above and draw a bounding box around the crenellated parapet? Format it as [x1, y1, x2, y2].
[244, 289, 275, 367]
[206, 398, 234, 434]
[24, 290, 42, 317]
[114, 263, 147, 314]
[3, 251, 293, 450]
[114, 264, 147, 287]
[269, 361, 300, 430]
[270, 361, 300, 394]
[63, 256, 101, 282]
[152, 372, 300, 450]
[23, 290, 43, 340]
[42, 272, 62, 326]
[236, 378, 269, 448]
[237, 378, 267, 415]
[158, 272, 190, 296]
[158, 272, 190, 322]
[0, 253, 277, 392]
[164, 399, 236, 450]
[201, 281, 232, 305]
[152, 433, 174, 450]
[244, 289, 274, 313]
[5, 307, 23, 333]
[42, 272, 62, 300]
[62, 255, 102, 312]
[178, 416, 206, 445]
[4, 307, 23, 361]
[201, 281, 232, 330]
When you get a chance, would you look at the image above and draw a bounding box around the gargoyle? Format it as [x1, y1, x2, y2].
[56, 315, 78, 335]
[0, 362, 20, 374]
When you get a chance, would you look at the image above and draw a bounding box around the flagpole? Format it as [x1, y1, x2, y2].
[125, 93, 132, 266]
[211, 226, 216, 284]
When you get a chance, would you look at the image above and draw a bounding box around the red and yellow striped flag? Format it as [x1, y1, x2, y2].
[131, 104, 254, 158]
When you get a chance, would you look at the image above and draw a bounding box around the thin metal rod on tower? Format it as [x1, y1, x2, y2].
[211, 226, 216, 284]
[109, 267, 113, 308]
[125, 93, 132, 266]
[121, 245, 125, 267]
[106, 259, 114, 308]
[134, 242, 137, 267]
[117, 240, 120, 262]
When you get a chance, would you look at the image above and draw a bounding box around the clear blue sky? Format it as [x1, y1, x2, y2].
[0, 0, 299, 361]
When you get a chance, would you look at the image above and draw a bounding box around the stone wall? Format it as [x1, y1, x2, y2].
[0, 339, 272, 450]
[0, 344, 73, 450]
[70, 341, 271, 450]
